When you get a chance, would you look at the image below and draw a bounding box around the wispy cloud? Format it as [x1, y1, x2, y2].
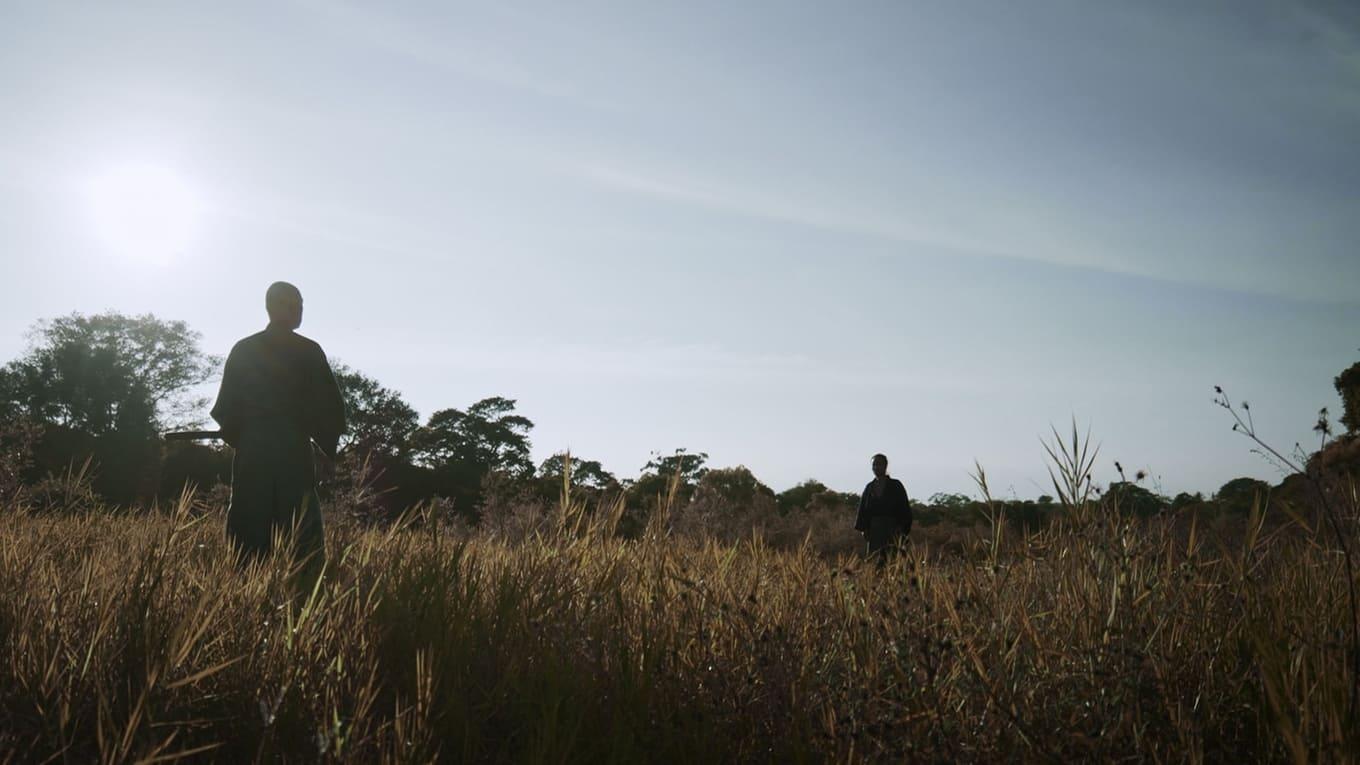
[1294, 4, 1360, 115]
[361, 339, 1103, 396]
[294, 0, 621, 113]
[570, 156, 1360, 307]
[575, 159, 1179, 283]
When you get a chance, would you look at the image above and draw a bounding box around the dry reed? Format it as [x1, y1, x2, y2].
[0, 471, 1355, 762]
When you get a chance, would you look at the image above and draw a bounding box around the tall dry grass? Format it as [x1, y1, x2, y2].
[0, 469, 1356, 762]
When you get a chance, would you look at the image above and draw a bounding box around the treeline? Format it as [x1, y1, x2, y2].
[0, 312, 863, 528]
[916, 475, 1298, 530]
[3, 312, 1359, 534]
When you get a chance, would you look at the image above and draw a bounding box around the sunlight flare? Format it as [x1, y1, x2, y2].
[86, 162, 203, 265]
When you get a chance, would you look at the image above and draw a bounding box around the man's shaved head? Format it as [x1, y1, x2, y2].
[266, 281, 303, 329]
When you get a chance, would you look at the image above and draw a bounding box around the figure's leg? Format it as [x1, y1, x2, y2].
[225, 447, 274, 566]
[867, 516, 904, 567]
[866, 516, 889, 566]
[288, 490, 326, 598]
[271, 438, 325, 599]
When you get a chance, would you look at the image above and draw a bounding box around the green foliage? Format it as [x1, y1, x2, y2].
[413, 397, 534, 476]
[526, 453, 621, 515]
[404, 397, 535, 517]
[1104, 481, 1167, 518]
[927, 491, 972, 509]
[776, 479, 857, 514]
[691, 465, 775, 509]
[642, 449, 709, 484]
[1216, 476, 1271, 514]
[537, 452, 617, 492]
[627, 449, 708, 509]
[0, 416, 41, 504]
[1171, 491, 1204, 510]
[0, 313, 217, 504]
[1, 312, 217, 436]
[1337, 360, 1360, 434]
[332, 364, 420, 459]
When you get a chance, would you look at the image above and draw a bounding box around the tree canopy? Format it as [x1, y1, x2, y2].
[538, 453, 618, 492]
[0, 312, 217, 437]
[414, 397, 535, 477]
[1336, 360, 1360, 434]
[333, 363, 419, 459]
[627, 449, 708, 502]
[692, 466, 774, 508]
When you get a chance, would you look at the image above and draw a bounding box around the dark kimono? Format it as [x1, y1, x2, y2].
[855, 477, 912, 559]
[210, 323, 345, 573]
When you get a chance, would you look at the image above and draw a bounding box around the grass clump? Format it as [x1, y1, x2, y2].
[0, 472, 1356, 762]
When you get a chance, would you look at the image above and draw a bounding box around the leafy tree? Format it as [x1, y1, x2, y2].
[627, 449, 708, 508]
[0, 313, 217, 504]
[1337, 360, 1360, 434]
[776, 480, 857, 514]
[0, 312, 217, 436]
[0, 416, 41, 503]
[538, 453, 618, 492]
[1215, 477, 1271, 514]
[413, 397, 534, 477]
[642, 449, 708, 484]
[692, 466, 775, 509]
[1105, 481, 1166, 517]
[1171, 491, 1204, 511]
[927, 492, 972, 509]
[332, 363, 419, 459]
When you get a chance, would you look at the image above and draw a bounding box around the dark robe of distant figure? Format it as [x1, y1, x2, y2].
[210, 282, 346, 585]
[854, 453, 912, 563]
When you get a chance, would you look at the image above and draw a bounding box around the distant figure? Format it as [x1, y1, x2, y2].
[210, 282, 346, 588]
[854, 453, 912, 563]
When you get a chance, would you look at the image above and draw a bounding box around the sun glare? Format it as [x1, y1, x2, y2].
[87, 163, 203, 265]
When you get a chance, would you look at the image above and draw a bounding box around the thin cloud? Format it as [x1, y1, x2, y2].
[576, 160, 1188, 285]
[390, 340, 1104, 395]
[294, 0, 622, 114]
[571, 157, 1360, 307]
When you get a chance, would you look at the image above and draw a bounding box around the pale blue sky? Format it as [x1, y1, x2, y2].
[2, 1, 1357, 497]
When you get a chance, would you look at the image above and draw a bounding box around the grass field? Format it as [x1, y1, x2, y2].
[0, 480, 1356, 763]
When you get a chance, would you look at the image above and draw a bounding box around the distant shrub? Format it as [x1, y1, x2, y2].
[1336, 361, 1360, 434]
[1215, 476, 1271, 515]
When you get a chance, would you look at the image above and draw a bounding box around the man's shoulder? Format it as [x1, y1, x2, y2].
[265, 327, 326, 356]
[290, 332, 325, 354]
[229, 330, 270, 355]
[230, 328, 326, 357]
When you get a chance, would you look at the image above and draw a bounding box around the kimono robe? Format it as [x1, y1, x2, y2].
[210, 323, 345, 573]
[854, 476, 912, 559]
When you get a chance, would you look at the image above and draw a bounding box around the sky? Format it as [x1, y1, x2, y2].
[1, 1, 1358, 499]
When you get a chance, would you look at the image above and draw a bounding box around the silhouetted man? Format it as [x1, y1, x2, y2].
[211, 282, 345, 587]
[854, 453, 912, 563]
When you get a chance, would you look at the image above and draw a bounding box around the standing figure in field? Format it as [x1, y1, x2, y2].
[854, 453, 912, 564]
[211, 282, 346, 586]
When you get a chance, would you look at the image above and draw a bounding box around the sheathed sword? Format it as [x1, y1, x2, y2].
[162, 430, 330, 460]
[163, 430, 225, 442]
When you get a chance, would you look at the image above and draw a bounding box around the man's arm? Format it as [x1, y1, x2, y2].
[896, 480, 913, 536]
[209, 346, 242, 447]
[309, 345, 347, 459]
[854, 486, 870, 532]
